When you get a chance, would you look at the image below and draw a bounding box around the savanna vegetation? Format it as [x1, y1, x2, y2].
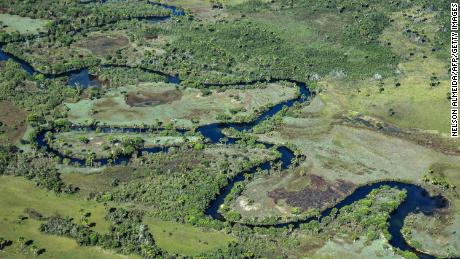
[0, 0, 457, 258]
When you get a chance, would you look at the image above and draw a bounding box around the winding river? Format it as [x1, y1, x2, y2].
[0, 2, 449, 258]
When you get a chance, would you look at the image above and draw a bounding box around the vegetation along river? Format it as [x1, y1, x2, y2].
[0, 2, 448, 258]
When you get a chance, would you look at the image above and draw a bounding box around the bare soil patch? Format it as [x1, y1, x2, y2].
[268, 175, 355, 211]
[93, 97, 118, 111]
[0, 101, 27, 144]
[77, 34, 129, 56]
[125, 89, 182, 107]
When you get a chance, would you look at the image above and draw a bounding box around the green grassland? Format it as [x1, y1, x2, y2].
[152, 0, 402, 86]
[403, 206, 460, 258]
[66, 82, 297, 128]
[144, 217, 234, 256]
[0, 176, 136, 259]
[0, 13, 49, 34]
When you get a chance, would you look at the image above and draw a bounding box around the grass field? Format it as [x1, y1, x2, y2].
[61, 167, 139, 197]
[0, 176, 137, 259]
[66, 82, 297, 128]
[0, 13, 49, 34]
[144, 217, 234, 256]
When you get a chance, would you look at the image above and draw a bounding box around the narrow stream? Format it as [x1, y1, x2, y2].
[0, 2, 449, 258]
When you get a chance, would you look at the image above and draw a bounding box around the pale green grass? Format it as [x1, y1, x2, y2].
[319, 6, 450, 135]
[144, 217, 234, 256]
[0, 13, 50, 34]
[404, 209, 460, 258]
[0, 176, 137, 259]
[66, 82, 297, 128]
[310, 236, 402, 259]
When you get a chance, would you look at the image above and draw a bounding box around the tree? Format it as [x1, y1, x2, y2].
[86, 152, 96, 167]
[79, 136, 90, 144]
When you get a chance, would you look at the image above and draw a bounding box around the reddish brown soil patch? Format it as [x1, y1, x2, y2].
[125, 90, 182, 107]
[0, 101, 27, 144]
[0, 8, 9, 13]
[268, 175, 355, 211]
[77, 34, 129, 56]
[94, 97, 118, 109]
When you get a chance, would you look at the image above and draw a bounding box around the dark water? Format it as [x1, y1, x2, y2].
[273, 182, 446, 259]
[149, 2, 186, 16]
[387, 185, 448, 259]
[0, 47, 36, 75]
[0, 47, 100, 88]
[0, 48, 179, 88]
[1, 2, 447, 257]
[196, 82, 447, 259]
[68, 69, 101, 88]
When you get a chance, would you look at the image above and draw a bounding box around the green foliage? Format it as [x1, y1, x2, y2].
[0, 60, 77, 118]
[0, 145, 16, 173]
[343, 11, 390, 44]
[319, 186, 407, 242]
[94, 147, 272, 224]
[0, 236, 12, 250]
[92, 66, 167, 87]
[399, 250, 419, 259]
[40, 208, 164, 258]
[0, 148, 76, 193]
[0, 0, 171, 42]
